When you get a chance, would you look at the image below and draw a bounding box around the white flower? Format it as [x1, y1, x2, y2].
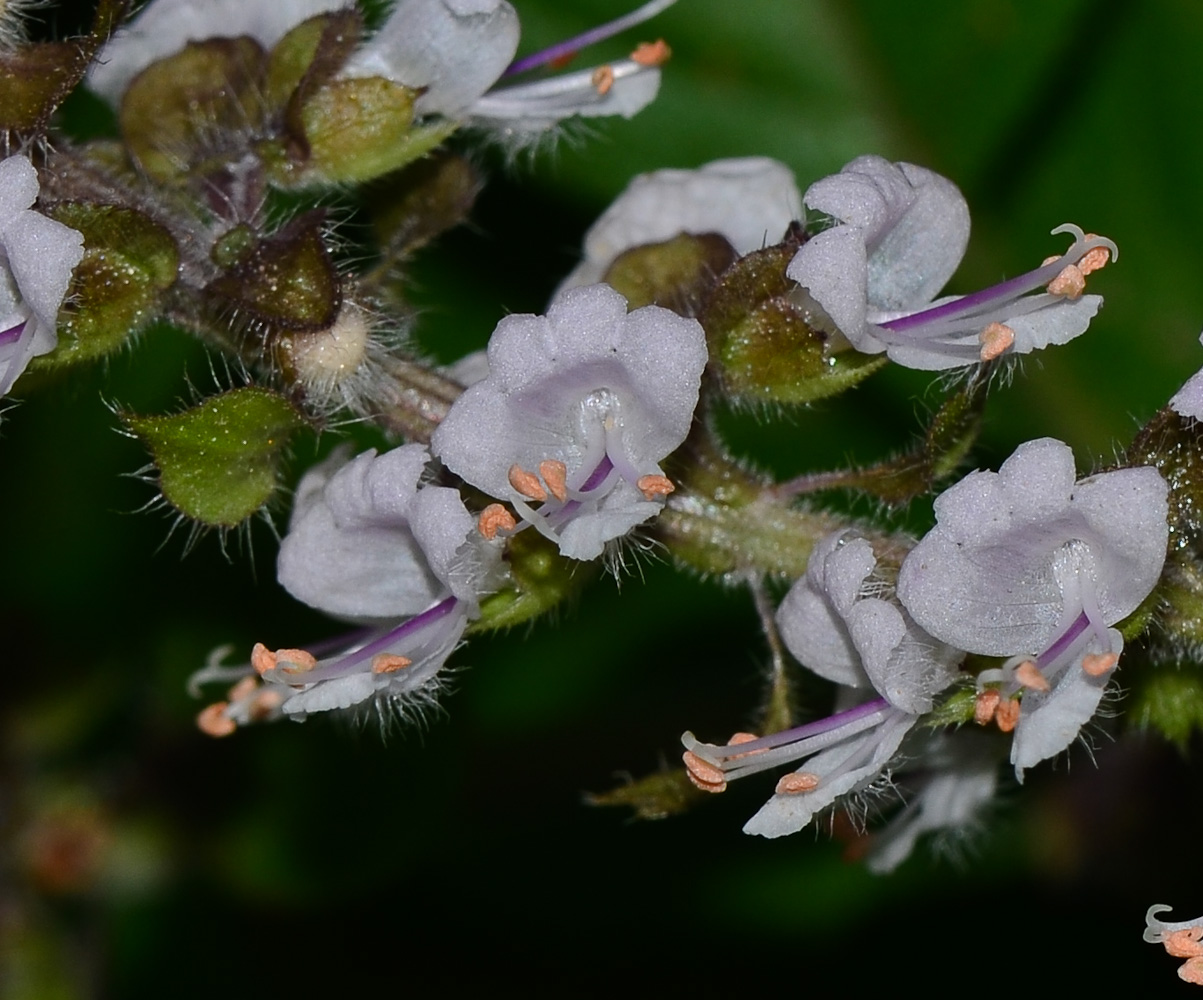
[344, 0, 673, 135]
[0, 155, 85, 397]
[896, 438, 1168, 778]
[192, 445, 498, 731]
[786, 155, 1116, 370]
[558, 157, 802, 293]
[87, 0, 351, 103]
[776, 530, 961, 715]
[681, 530, 960, 840]
[431, 283, 706, 561]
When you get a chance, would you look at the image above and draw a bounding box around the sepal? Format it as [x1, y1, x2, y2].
[30, 202, 178, 370]
[123, 387, 307, 529]
[701, 241, 884, 406]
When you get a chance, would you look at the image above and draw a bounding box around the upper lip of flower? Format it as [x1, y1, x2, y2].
[431, 283, 706, 561]
[786, 155, 1118, 370]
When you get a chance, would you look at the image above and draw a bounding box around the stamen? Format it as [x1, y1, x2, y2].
[775, 771, 820, 795]
[228, 676, 258, 702]
[1181, 958, 1203, 986]
[1165, 928, 1203, 959]
[508, 464, 547, 502]
[372, 654, 412, 674]
[248, 689, 283, 720]
[197, 702, 236, 737]
[1014, 660, 1051, 692]
[591, 65, 615, 95]
[995, 697, 1021, 733]
[0, 319, 25, 346]
[502, 0, 677, 77]
[277, 648, 318, 675]
[630, 39, 672, 65]
[478, 503, 517, 540]
[1046, 264, 1086, 299]
[978, 321, 1015, 361]
[682, 750, 727, 792]
[636, 474, 674, 500]
[1081, 651, 1118, 677]
[974, 688, 1001, 725]
[1077, 236, 1111, 276]
[728, 732, 759, 745]
[539, 460, 569, 502]
[251, 642, 276, 676]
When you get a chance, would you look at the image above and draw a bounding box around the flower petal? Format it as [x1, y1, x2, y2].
[343, 0, 520, 116]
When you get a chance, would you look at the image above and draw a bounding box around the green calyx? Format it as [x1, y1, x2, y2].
[603, 233, 737, 314]
[31, 202, 179, 371]
[123, 387, 307, 529]
[471, 530, 595, 634]
[701, 242, 885, 406]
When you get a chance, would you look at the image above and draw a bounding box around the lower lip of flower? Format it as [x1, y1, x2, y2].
[873, 225, 1117, 357]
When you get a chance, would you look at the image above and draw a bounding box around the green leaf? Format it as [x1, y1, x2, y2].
[123, 388, 306, 529]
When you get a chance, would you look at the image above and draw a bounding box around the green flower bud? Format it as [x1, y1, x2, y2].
[206, 211, 340, 333]
[602, 233, 736, 315]
[123, 387, 306, 530]
[120, 37, 268, 184]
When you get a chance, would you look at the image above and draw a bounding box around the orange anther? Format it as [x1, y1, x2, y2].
[591, 65, 615, 95]
[1165, 927, 1203, 959]
[1042, 255, 1061, 267]
[1081, 652, 1119, 677]
[727, 732, 759, 745]
[979, 321, 1015, 362]
[975, 689, 1001, 726]
[249, 689, 284, 721]
[682, 750, 727, 792]
[1047, 263, 1086, 299]
[197, 702, 236, 738]
[636, 474, 675, 500]
[1014, 660, 1051, 692]
[251, 642, 277, 676]
[1180, 956, 1203, 985]
[277, 648, 318, 675]
[478, 503, 517, 540]
[995, 697, 1021, 733]
[372, 654, 413, 674]
[1077, 235, 1110, 276]
[539, 460, 569, 502]
[508, 464, 547, 502]
[631, 39, 672, 66]
[775, 771, 820, 795]
[228, 676, 259, 702]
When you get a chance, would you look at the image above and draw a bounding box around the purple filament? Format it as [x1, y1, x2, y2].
[0, 320, 26, 347]
[709, 697, 891, 759]
[1037, 610, 1091, 666]
[331, 596, 460, 673]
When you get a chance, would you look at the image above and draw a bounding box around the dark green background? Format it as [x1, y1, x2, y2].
[4, 1, 1201, 994]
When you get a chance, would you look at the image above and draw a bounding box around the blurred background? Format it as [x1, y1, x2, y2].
[4, 0, 1203, 994]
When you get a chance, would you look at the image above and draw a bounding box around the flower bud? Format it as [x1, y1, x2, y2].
[123, 387, 306, 530]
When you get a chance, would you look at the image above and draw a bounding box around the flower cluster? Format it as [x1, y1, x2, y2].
[683, 437, 1167, 862]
